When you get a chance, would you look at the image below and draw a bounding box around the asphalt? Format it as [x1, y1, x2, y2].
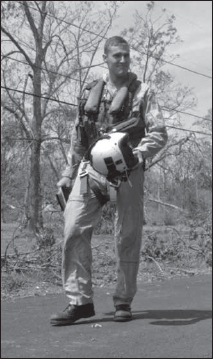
[1, 274, 212, 358]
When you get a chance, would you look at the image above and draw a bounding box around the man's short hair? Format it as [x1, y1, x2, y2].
[104, 36, 129, 54]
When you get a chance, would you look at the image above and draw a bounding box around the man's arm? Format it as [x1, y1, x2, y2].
[133, 86, 168, 159]
[60, 118, 87, 182]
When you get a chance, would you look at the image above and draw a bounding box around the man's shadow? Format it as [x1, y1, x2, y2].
[132, 309, 212, 326]
[75, 309, 212, 326]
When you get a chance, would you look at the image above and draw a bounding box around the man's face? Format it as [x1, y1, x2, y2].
[103, 44, 130, 77]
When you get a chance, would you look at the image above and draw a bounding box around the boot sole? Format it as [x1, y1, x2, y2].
[50, 312, 95, 326]
[113, 316, 132, 322]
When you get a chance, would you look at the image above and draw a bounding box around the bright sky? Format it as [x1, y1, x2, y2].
[106, 1, 212, 127]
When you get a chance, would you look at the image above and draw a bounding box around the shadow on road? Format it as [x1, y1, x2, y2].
[73, 309, 212, 327]
[132, 309, 212, 326]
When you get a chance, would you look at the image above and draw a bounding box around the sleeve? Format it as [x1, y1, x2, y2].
[61, 117, 87, 180]
[61, 85, 91, 180]
[134, 85, 168, 159]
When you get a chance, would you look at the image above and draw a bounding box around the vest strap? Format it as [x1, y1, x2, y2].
[108, 86, 128, 115]
[83, 72, 141, 116]
[84, 80, 105, 114]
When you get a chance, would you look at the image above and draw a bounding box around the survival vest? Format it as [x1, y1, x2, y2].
[77, 72, 146, 148]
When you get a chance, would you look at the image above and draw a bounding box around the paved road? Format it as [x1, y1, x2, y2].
[1, 274, 212, 358]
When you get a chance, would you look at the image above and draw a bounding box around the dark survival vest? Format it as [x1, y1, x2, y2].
[77, 72, 146, 148]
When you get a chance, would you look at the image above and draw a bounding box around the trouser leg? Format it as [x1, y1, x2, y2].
[62, 163, 103, 305]
[113, 167, 144, 306]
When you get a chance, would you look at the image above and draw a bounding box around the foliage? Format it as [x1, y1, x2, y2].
[94, 202, 116, 235]
[1, 220, 212, 299]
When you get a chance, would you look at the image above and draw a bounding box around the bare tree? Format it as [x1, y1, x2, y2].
[122, 0, 197, 144]
[1, 0, 122, 233]
[120, 1, 210, 222]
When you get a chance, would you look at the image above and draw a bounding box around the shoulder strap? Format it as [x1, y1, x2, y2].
[129, 79, 141, 93]
[84, 79, 105, 114]
[84, 79, 99, 91]
[82, 73, 141, 116]
[109, 72, 141, 115]
[128, 72, 141, 93]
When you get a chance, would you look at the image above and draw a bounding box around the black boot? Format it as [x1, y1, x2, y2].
[50, 303, 95, 326]
[114, 304, 132, 322]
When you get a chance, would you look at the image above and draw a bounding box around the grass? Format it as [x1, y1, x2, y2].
[1, 221, 212, 301]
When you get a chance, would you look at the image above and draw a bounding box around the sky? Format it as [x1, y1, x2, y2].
[105, 1, 212, 129]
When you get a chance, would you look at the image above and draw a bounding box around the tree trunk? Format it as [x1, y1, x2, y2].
[27, 139, 41, 232]
[27, 65, 42, 233]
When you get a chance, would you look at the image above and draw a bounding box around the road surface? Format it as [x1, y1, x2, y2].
[1, 274, 212, 358]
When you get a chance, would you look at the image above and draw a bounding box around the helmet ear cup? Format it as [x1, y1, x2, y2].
[88, 132, 137, 179]
[117, 133, 136, 169]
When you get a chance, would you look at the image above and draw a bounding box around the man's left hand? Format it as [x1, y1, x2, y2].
[132, 148, 144, 166]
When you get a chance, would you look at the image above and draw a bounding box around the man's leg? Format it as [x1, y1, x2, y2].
[50, 163, 103, 325]
[113, 167, 144, 320]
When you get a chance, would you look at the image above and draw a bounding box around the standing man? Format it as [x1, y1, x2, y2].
[50, 36, 168, 326]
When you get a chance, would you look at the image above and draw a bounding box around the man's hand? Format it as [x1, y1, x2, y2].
[56, 177, 72, 211]
[132, 148, 143, 165]
[57, 177, 72, 188]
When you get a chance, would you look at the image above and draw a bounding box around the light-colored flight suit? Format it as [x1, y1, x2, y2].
[61, 73, 168, 306]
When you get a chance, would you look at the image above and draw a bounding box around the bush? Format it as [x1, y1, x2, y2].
[2, 273, 26, 292]
[35, 227, 56, 249]
[94, 202, 116, 234]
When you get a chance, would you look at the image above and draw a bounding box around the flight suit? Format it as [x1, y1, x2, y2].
[61, 72, 168, 306]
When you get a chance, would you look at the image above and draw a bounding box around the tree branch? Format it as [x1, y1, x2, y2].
[1, 25, 34, 67]
[22, 1, 39, 43]
[147, 197, 186, 212]
[2, 104, 32, 140]
[1, 50, 21, 60]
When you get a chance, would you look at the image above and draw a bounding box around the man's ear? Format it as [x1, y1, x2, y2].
[103, 53, 107, 62]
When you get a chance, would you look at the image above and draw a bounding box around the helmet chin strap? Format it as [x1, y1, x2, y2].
[125, 168, 132, 187]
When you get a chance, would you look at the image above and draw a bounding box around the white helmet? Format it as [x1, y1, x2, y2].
[88, 132, 137, 180]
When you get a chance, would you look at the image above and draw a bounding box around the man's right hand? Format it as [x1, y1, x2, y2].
[57, 177, 72, 188]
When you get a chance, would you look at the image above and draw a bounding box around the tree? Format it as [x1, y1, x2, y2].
[122, 1, 197, 155]
[1, 1, 122, 232]
[120, 1, 211, 223]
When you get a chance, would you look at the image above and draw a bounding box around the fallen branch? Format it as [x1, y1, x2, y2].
[145, 255, 165, 275]
[166, 226, 188, 246]
[4, 223, 22, 265]
[165, 227, 203, 254]
[92, 243, 107, 250]
[167, 266, 195, 275]
[188, 245, 203, 254]
[147, 198, 186, 212]
[50, 269, 62, 281]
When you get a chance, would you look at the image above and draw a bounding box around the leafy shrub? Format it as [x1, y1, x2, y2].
[2, 273, 26, 292]
[35, 227, 56, 248]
